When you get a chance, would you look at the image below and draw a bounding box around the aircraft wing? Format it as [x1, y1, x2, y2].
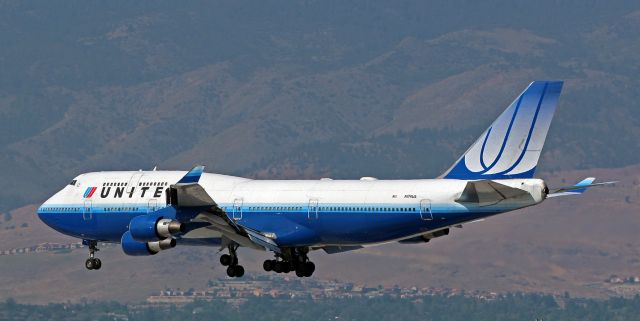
[170, 166, 279, 252]
[243, 226, 281, 252]
[171, 182, 215, 207]
[455, 180, 530, 206]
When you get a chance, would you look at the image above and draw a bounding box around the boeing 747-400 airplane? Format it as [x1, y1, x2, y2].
[38, 80, 613, 278]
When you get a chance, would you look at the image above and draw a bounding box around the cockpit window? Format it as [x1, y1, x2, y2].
[69, 180, 77, 186]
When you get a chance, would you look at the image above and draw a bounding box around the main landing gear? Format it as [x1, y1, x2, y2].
[84, 240, 102, 271]
[263, 247, 315, 278]
[220, 244, 244, 278]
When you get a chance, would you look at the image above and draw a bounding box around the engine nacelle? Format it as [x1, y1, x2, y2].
[129, 215, 184, 242]
[121, 231, 176, 256]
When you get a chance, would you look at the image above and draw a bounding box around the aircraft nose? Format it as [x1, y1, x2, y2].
[37, 194, 62, 230]
[37, 187, 68, 229]
[37, 204, 72, 236]
[37, 204, 54, 228]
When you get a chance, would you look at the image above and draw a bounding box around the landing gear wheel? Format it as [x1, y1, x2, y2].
[263, 260, 273, 272]
[274, 261, 283, 273]
[93, 258, 102, 270]
[85, 258, 95, 270]
[234, 265, 245, 277]
[304, 261, 315, 277]
[267, 248, 314, 277]
[222, 243, 244, 277]
[226, 265, 244, 278]
[226, 266, 236, 277]
[84, 240, 100, 271]
[220, 254, 232, 266]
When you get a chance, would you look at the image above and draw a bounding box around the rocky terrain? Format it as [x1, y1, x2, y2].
[0, 0, 639, 303]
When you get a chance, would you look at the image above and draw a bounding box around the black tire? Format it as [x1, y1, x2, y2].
[304, 262, 315, 277]
[305, 261, 315, 272]
[220, 254, 232, 266]
[263, 260, 273, 271]
[85, 258, 94, 270]
[295, 269, 305, 278]
[282, 264, 291, 273]
[274, 261, 283, 273]
[232, 256, 239, 266]
[234, 265, 245, 277]
[226, 266, 236, 277]
[93, 258, 102, 270]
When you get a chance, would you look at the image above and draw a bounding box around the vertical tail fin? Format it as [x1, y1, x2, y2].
[442, 80, 564, 180]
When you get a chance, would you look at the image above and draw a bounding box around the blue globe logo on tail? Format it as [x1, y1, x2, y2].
[443, 81, 564, 180]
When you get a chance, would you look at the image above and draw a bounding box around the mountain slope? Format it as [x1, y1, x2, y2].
[2, 3, 640, 210]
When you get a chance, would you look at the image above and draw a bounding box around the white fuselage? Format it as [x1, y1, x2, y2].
[38, 171, 546, 247]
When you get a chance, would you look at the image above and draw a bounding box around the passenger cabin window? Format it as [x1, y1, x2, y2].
[69, 180, 77, 186]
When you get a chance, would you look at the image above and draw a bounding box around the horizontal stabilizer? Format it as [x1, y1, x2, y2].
[456, 180, 529, 206]
[547, 177, 616, 198]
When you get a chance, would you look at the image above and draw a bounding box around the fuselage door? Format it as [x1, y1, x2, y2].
[148, 199, 158, 213]
[308, 199, 319, 220]
[420, 199, 433, 220]
[233, 198, 243, 221]
[83, 200, 92, 220]
[127, 173, 143, 194]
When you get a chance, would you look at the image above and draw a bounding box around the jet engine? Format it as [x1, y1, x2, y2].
[121, 230, 176, 256]
[128, 215, 184, 242]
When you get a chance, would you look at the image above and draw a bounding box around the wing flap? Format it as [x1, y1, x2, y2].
[244, 228, 281, 253]
[194, 212, 265, 250]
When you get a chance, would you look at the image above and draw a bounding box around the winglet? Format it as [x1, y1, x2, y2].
[547, 177, 616, 198]
[177, 165, 205, 184]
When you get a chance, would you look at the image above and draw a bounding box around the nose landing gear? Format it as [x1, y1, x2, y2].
[84, 240, 102, 270]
